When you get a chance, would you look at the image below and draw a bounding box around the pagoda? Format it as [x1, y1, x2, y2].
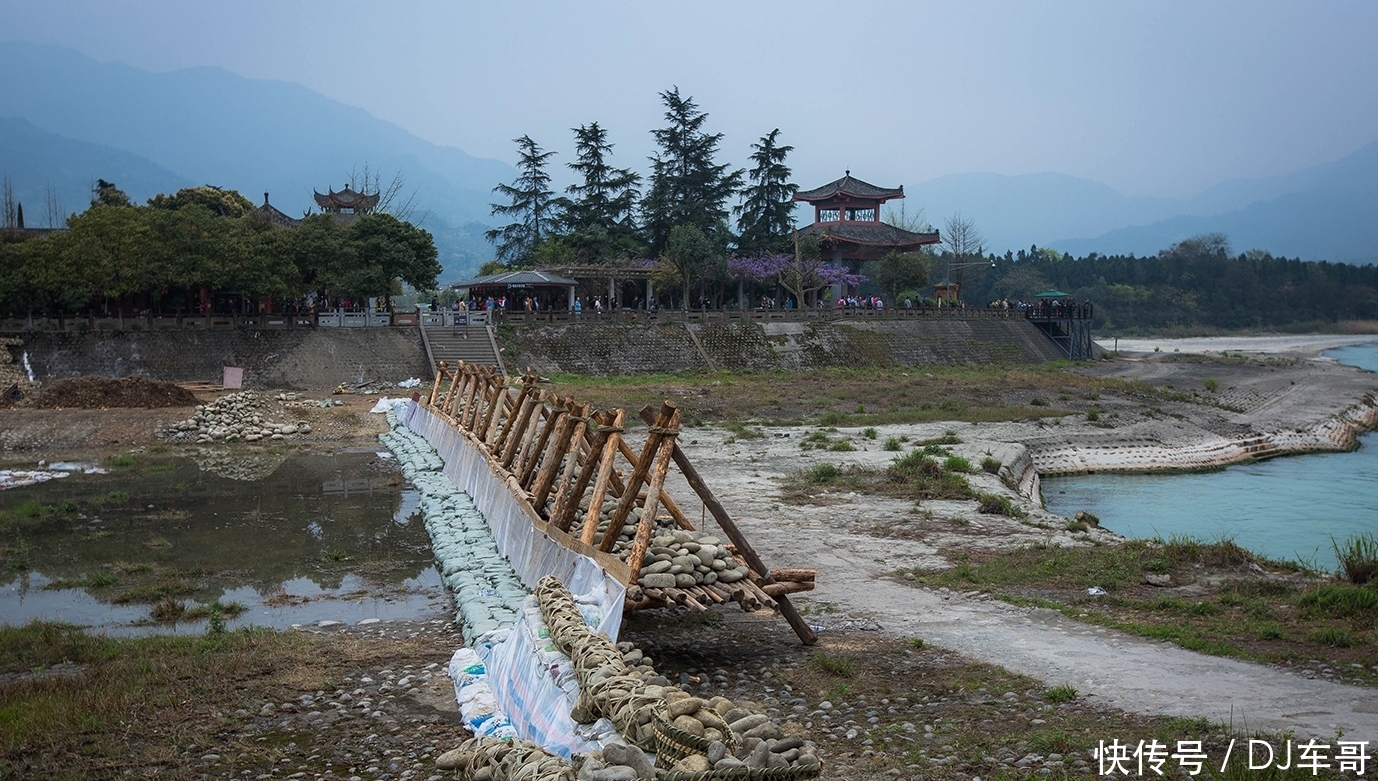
[793, 172, 940, 269]
[313, 184, 380, 225]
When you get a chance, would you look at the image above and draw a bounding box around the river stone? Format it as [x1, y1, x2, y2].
[642, 560, 672, 575]
[639, 573, 676, 589]
[717, 568, 746, 583]
[672, 754, 711, 772]
[672, 715, 705, 737]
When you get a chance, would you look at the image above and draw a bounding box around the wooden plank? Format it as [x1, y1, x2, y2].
[637, 405, 816, 645]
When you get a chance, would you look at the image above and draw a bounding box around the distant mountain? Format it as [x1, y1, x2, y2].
[0, 116, 190, 223]
[908, 138, 1378, 263]
[903, 172, 1182, 254]
[0, 41, 512, 279]
[1053, 140, 1378, 263]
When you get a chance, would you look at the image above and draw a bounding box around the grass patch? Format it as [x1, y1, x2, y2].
[980, 456, 1002, 474]
[42, 571, 118, 591]
[104, 454, 139, 469]
[0, 620, 446, 777]
[719, 419, 764, 440]
[810, 651, 855, 677]
[976, 492, 1025, 518]
[882, 437, 902, 451]
[942, 455, 973, 473]
[1043, 684, 1077, 703]
[905, 538, 1376, 680]
[861, 426, 878, 439]
[1333, 532, 1378, 584]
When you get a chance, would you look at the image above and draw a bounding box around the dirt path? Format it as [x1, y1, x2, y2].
[677, 429, 1378, 740]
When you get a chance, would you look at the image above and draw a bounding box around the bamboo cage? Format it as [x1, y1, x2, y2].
[424, 360, 818, 644]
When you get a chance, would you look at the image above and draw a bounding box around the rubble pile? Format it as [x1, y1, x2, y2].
[162, 391, 312, 444]
[35, 375, 198, 409]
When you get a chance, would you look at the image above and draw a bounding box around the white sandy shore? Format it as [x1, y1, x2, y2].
[1099, 334, 1378, 356]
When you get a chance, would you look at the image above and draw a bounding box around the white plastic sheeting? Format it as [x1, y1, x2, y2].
[400, 402, 626, 637]
[379, 401, 630, 758]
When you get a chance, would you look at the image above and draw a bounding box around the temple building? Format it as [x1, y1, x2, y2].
[313, 185, 380, 225]
[250, 192, 301, 228]
[794, 172, 940, 296]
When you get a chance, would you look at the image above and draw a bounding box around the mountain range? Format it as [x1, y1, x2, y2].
[907, 139, 1378, 263]
[1, 40, 1374, 274]
[0, 41, 511, 280]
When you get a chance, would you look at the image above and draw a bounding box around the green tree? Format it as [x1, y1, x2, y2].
[735, 129, 797, 255]
[147, 186, 255, 218]
[92, 180, 133, 208]
[876, 250, 932, 303]
[65, 205, 159, 308]
[664, 223, 713, 308]
[560, 122, 642, 263]
[641, 87, 744, 253]
[487, 135, 559, 267]
[342, 213, 441, 307]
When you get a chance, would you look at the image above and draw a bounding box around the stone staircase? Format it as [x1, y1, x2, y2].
[421, 324, 506, 375]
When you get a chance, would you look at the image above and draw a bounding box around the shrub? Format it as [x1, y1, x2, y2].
[1333, 532, 1378, 584]
[826, 439, 855, 452]
[1085, 409, 1100, 422]
[862, 427, 878, 439]
[805, 463, 842, 484]
[981, 456, 1002, 474]
[883, 437, 903, 451]
[1203, 378, 1219, 392]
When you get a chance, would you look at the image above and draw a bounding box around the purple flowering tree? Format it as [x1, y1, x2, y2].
[728, 243, 864, 307]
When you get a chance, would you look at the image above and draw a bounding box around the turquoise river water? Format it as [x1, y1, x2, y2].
[1043, 342, 1378, 571]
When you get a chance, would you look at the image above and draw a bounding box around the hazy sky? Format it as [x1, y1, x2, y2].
[5, 1, 1377, 198]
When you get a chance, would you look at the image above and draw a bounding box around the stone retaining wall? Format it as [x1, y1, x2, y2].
[14, 329, 429, 390]
[502, 318, 1069, 376]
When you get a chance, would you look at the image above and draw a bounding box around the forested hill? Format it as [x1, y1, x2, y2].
[954, 237, 1378, 333]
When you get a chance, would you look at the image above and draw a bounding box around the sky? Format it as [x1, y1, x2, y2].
[4, 0, 1377, 199]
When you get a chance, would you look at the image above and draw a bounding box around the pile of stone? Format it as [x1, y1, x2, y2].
[566, 496, 751, 590]
[162, 391, 311, 443]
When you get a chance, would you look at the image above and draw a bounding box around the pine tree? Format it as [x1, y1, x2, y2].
[486, 135, 558, 267]
[641, 87, 744, 253]
[561, 122, 642, 263]
[734, 129, 797, 255]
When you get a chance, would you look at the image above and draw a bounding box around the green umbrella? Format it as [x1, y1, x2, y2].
[1034, 290, 1071, 299]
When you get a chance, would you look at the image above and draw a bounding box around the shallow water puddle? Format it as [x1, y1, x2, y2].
[0, 448, 449, 634]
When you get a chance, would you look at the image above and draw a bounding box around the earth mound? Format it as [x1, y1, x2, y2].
[36, 376, 199, 409]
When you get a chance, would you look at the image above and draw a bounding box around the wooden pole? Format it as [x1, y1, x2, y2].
[531, 400, 580, 512]
[580, 409, 626, 546]
[552, 409, 604, 533]
[616, 438, 695, 531]
[600, 402, 674, 553]
[476, 375, 507, 442]
[518, 400, 561, 487]
[637, 405, 817, 645]
[427, 361, 447, 407]
[624, 408, 681, 585]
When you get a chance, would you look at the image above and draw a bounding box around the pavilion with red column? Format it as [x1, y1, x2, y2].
[794, 172, 940, 298]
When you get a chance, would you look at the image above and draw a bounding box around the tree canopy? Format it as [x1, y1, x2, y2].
[486, 135, 558, 267]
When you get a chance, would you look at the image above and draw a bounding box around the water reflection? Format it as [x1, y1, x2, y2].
[0, 449, 448, 634]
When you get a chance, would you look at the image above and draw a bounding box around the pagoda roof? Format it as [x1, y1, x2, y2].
[798, 221, 940, 250]
[313, 186, 380, 211]
[453, 270, 579, 289]
[794, 172, 905, 203]
[251, 193, 300, 228]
